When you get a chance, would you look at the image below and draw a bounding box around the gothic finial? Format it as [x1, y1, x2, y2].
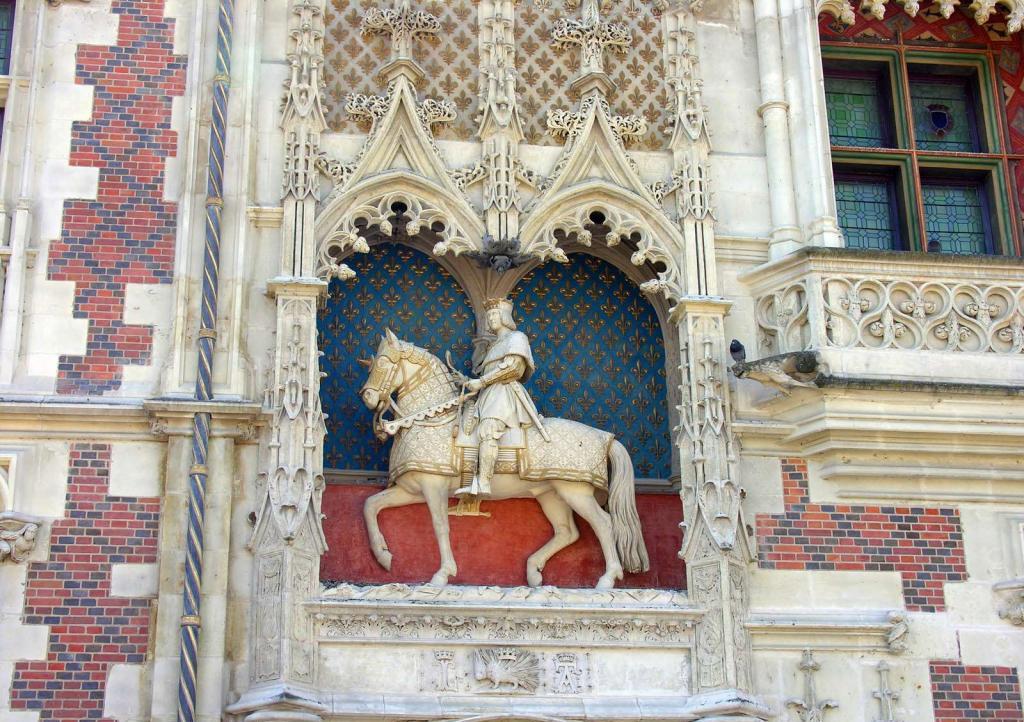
[787, 649, 839, 722]
[361, 1, 441, 65]
[551, 0, 631, 96]
[874, 660, 903, 722]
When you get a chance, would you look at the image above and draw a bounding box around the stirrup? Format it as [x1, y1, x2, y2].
[455, 477, 480, 496]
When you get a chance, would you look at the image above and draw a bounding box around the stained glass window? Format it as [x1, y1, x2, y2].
[825, 76, 888, 147]
[0, 2, 13, 75]
[910, 78, 979, 152]
[320, 243, 475, 471]
[923, 183, 991, 255]
[823, 44, 1013, 255]
[510, 254, 671, 480]
[835, 178, 900, 250]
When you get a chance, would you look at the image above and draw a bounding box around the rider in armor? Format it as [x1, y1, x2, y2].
[456, 298, 548, 497]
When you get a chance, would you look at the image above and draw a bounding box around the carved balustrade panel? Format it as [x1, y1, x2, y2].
[749, 251, 1024, 358]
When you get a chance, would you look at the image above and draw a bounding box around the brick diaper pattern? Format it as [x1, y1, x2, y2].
[930, 662, 1023, 720]
[757, 459, 967, 612]
[10, 444, 160, 720]
[48, 0, 185, 395]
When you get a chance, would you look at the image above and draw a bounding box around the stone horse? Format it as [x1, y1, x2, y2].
[358, 329, 649, 589]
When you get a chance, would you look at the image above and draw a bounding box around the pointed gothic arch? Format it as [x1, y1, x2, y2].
[520, 182, 689, 303]
[315, 171, 486, 281]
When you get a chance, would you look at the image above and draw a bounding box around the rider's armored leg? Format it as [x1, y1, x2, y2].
[456, 418, 505, 496]
[475, 419, 504, 496]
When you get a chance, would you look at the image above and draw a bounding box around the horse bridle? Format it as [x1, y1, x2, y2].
[361, 343, 444, 440]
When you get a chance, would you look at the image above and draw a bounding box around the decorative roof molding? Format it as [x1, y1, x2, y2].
[817, 0, 1024, 32]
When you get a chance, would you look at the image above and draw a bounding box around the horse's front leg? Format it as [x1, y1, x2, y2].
[363, 484, 421, 570]
[422, 479, 458, 586]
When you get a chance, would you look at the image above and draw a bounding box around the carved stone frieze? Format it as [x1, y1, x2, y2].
[313, 583, 697, 648]
[419, 648, 592, 695]
[817, 0, 1024, 33]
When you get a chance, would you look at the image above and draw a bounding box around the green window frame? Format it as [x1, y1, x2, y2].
[822, 44, 1018, 256]
[0, 1, 12, 76]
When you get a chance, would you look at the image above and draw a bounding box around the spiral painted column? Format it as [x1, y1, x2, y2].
[176, 0, 236, 720]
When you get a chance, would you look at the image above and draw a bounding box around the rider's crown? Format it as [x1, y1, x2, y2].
[484, 297, 513, 312]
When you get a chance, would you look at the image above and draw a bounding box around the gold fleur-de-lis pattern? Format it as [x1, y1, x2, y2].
[516, 0, 671, 149]
[511, 253, 670, 478]
[320, 243, 476, 471]
[323, 0, 479, 140]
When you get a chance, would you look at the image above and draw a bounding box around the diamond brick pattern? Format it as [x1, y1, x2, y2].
[930, 662, 1023, 720]
[10, 443, 160, 721]
[757, 459, 967, 612]
[48, 0, 186, 395]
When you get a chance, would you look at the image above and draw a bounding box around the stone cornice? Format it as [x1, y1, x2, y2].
[143, 398, 266, 441]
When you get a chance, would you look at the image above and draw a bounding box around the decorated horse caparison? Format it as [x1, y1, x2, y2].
[358, 328, 649, 589]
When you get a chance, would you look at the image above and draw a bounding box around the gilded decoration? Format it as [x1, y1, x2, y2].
[320, 242, 475, 470]
[511, 253, 671, 479]
[516, 0, 670, 149]
[323, 0, 479, 140]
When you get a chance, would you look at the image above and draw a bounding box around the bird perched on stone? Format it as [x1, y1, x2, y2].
[730, 339, 746, 364]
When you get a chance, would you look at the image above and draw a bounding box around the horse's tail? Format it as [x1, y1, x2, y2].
[608, 439, 649, 573]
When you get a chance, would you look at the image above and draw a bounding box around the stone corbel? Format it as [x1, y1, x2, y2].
[994, 578, 1024, 625]
[0, 510, 42, 564]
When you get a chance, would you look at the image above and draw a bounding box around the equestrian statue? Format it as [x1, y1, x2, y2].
[358, 298, 649, 589]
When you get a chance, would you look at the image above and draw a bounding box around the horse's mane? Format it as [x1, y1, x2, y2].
[389, 338, 448, 374]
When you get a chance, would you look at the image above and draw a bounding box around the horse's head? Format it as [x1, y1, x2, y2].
[358, 328, 405, 413]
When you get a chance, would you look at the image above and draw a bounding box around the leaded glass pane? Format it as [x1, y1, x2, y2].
[910, 79, 979, 152]
[922, 183, 990, 254]
[825, 76, 888, 148]
[0, 2, 12, 75]
[835, 179, 899, 250]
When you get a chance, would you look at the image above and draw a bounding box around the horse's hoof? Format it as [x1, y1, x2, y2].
[526, 565, 543, 587]
[375, 548, 393, 571]
[596, 568, 623, 590]
[428, 571, 450, 587]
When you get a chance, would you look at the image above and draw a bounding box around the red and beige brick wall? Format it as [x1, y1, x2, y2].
[9, 443, 160, 720]
[756, 458, 967, 612]
[930, 662, 1023, 721]
[47, 0, 185, 396]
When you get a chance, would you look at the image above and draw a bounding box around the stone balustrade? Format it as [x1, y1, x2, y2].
[740, 248, 1024, 386]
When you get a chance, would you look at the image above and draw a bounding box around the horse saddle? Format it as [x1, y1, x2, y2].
[453, 399, 527, 450]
